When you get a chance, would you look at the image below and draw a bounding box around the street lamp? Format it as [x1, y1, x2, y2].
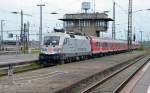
[12, 10, 23, 43]
[37, 4, 45, 50]
[11, 11, 32, 41]
[12, 10, 31, 53]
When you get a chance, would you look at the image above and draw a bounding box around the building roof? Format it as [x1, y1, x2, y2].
[59, 13, 113, 21]
[59, 18, 113, 21]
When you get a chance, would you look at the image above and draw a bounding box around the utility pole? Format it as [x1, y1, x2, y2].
[133, 27, 136, 41]
[20, 10, 24, 53]
[128, 0, 133, 51]
[112, 2, 116, 40]
[27, 22, 30, 53]
[20, 10, 24, 44]
[139, 31, 143, 44]
[23, 23, 27, 53]
[15, 35, 19, 56]
[22, 22, 30, 54]
[37, 4, 45, 50]
[1, 20, 5, 51]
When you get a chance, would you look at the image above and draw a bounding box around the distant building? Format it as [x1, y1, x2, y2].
[59, 12, 113, 37]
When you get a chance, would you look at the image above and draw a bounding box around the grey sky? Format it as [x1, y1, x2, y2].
[0, 0, 150, 41]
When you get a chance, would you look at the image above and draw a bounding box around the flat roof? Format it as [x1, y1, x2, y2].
[59, 18, 113, 21]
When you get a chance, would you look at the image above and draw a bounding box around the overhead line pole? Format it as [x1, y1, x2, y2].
[112, 2, 116, 40]
[128, 0, 133, 51]
[20, 10, 23, 44]
[37, 4, 45, 50]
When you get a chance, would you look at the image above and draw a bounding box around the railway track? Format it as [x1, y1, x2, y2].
[79, 55, 150, 93]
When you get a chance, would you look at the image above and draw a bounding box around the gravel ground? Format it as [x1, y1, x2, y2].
[0, 51, 145, 93]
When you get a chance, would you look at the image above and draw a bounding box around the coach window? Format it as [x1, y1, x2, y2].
[101, 43, 104, 47]
[95, 42, 98, 47]
[111, 43, 113, 48]
[105, 43, 107, 47]
[98, 42, 100, 47]
[103, 42, 108, 47]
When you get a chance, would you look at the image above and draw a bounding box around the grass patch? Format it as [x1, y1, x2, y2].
[137, 44, 144, 51]
[31, 49, 40, 54]
[0, 69, 8, 77]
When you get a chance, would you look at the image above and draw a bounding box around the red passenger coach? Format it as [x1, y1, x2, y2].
[90, 36, 137, 55]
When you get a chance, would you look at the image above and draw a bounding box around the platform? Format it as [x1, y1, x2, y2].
[0, 51, 145, 93]
[131, 61, 150, 93]
[0, 54, 38, 66]
[120, 56, 150, 93]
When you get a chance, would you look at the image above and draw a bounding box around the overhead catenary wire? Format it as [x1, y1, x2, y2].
[111, 0, 150, 42]
[111, 0, 128, 14]
[111, 0, 149, 29]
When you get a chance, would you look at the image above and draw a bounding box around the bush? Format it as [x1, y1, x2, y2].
[139, 44, 144, 50]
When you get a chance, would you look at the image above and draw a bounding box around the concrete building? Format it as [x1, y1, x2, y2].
[59, 12, 113, 37]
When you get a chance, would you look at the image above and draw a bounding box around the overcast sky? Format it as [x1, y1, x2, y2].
[0, 0, 150, 41]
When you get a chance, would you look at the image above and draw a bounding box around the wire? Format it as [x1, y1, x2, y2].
[111, 0, 128, 14]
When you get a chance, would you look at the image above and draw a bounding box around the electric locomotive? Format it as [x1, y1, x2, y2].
[39, 32, 91, 65]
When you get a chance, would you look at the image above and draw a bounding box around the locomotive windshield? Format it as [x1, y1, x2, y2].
[44, 36, 60, 46]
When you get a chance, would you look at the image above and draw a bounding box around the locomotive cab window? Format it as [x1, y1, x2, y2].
[44, 36, 60, 46]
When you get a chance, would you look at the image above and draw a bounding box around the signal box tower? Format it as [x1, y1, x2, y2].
[59, 0, 113, 37]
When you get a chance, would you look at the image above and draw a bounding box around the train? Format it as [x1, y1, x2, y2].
[39, 31, 140, 65]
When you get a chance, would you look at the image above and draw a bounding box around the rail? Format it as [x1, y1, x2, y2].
[80, 55, 150, 93]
